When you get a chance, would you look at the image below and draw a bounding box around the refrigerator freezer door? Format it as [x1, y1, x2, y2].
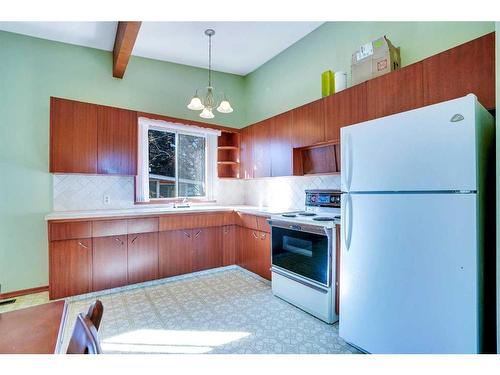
[340, 193, 478, 353]
[341, 96, 477, 192]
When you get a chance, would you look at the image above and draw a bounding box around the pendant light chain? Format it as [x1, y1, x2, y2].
[187, 28, 233, 117]
[208, 32, 212, 88]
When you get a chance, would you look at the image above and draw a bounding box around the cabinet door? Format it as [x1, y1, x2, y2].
[270, 111, 293, 177]
[252, 119, 272, 178]
[192, 227, 222, 272]
[324, 83, 367, 142]
[292, 99, 325, 148]
[366, 62, 424, 120]
[238, 228, 259, 274]
[49, 239, 92, 299]
[97, 106, 138, 175]
[92, 235, 128, 291]
[257, 231, 271, 280]
[222, 225, 236, 266]
[423, 32, 495, 110]
[127, 232, 159, 284]
[240, 126, 254, 179]
[50, 97, 98, 173]
[159, 230, 192, 278]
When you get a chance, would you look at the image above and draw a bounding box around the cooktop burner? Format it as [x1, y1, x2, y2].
[312, 216, 339, 222]
[298, 212, 317, 216]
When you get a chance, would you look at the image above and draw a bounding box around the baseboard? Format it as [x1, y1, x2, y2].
[0, 285, 49, 300]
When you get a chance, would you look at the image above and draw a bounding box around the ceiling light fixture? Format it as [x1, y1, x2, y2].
[187, 29, 233, 119]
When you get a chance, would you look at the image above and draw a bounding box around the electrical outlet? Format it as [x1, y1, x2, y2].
[103, 195, 111, 205]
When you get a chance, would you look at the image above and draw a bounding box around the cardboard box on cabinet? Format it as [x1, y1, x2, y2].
[351, 36, 401, 85]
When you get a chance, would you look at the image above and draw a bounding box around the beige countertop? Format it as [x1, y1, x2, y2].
[44, 204, 299, 221]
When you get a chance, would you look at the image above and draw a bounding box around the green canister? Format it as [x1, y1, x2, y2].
[321, 70, 335, 97]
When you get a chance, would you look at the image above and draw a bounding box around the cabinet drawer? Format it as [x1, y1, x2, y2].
[127, 217, 159, 234]
[159, 212, 232, 231]
[237, 213, 259, 231]
[92, 219, 128, 237]
[49, 221, 91, 241]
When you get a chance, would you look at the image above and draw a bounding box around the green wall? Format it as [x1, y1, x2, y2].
[0, 22, 496, 294]
[244, 21, 494, 125]
[0, 31, 245, 294]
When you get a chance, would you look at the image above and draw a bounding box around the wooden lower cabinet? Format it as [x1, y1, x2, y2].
[238, 228, 271, 280]
[49, 239, 92, 299]
[92, 235, 128, 291]
[159, 230, 192, 278]
[127, 232, 159, 284]
[192, 227, 222, 272]
[222, 225, 236, 266]
[257, 231, 271, 280]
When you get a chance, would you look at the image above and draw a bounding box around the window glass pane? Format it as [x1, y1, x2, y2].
[149, 180, 158, 199]
[178, 134, 206, 197]
[149, 130, 176, 198]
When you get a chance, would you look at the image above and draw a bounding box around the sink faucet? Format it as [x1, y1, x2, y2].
[174, 197, 190, 208]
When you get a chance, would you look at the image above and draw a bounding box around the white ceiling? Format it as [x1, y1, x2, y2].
[0, 21, 323, 75]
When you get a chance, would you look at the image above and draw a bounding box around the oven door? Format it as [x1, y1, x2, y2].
[271, 222, 332, 287]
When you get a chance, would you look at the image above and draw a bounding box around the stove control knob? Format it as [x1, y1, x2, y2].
[311, 196, 317, 202]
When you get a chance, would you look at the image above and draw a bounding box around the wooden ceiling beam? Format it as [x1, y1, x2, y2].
[113, 21, 142, 79]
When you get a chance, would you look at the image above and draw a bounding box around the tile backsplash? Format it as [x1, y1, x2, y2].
[52, 174, 341, 212]
[53, 174, 135, 211]
[243, 175, 341, 210]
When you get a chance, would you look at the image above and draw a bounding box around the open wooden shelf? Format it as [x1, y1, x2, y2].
[293, 140, 340, 176]
[217, 130, 240, 178]
[217, 146, 239, 150]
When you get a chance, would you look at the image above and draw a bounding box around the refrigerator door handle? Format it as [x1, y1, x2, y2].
[342, 133, 353, 192]
[344, 193, 353, 251]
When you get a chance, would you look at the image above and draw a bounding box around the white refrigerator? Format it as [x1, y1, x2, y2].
[339, 94, 496, 354]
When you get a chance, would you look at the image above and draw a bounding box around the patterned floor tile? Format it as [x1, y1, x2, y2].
[60, 268, 360, 354]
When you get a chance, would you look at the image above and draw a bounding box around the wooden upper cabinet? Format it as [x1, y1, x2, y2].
[240, 125, 254, 179]
[366, 62, 424, 120]
[270, 111, 293, 177]
[291, 99, 325, 148]
[50, 97, 98, 173]
[423, 32, 495, 110]
[97, 106, 138, 175]
[324, 83, 367, 142]
[252, 119, 272, 178]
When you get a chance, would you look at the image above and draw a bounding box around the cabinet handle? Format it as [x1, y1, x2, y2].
[183, 231, 191, 238]
[115, 237, 124, 246]
[252, 231, 259, 239]
[131, 236, 138, 244]
[194, 230, 201, 238]
[78, 241, 88, 249]
[260, 233, 266, 240]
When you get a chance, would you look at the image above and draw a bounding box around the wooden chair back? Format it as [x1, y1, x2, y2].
[66, 314, 103, 354]
[86, 300, 104, 331]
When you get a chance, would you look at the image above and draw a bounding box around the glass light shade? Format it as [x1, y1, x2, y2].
[199, 107, 215, 119]
[187, 95, 204, 110]
[217, 100, 233, 113]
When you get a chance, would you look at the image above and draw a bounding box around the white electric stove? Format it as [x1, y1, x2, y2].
[268, 190, 341, 323]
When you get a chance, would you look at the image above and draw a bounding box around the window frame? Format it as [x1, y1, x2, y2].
[135, 117, 220, 204]
[148, 126, 208, 200]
